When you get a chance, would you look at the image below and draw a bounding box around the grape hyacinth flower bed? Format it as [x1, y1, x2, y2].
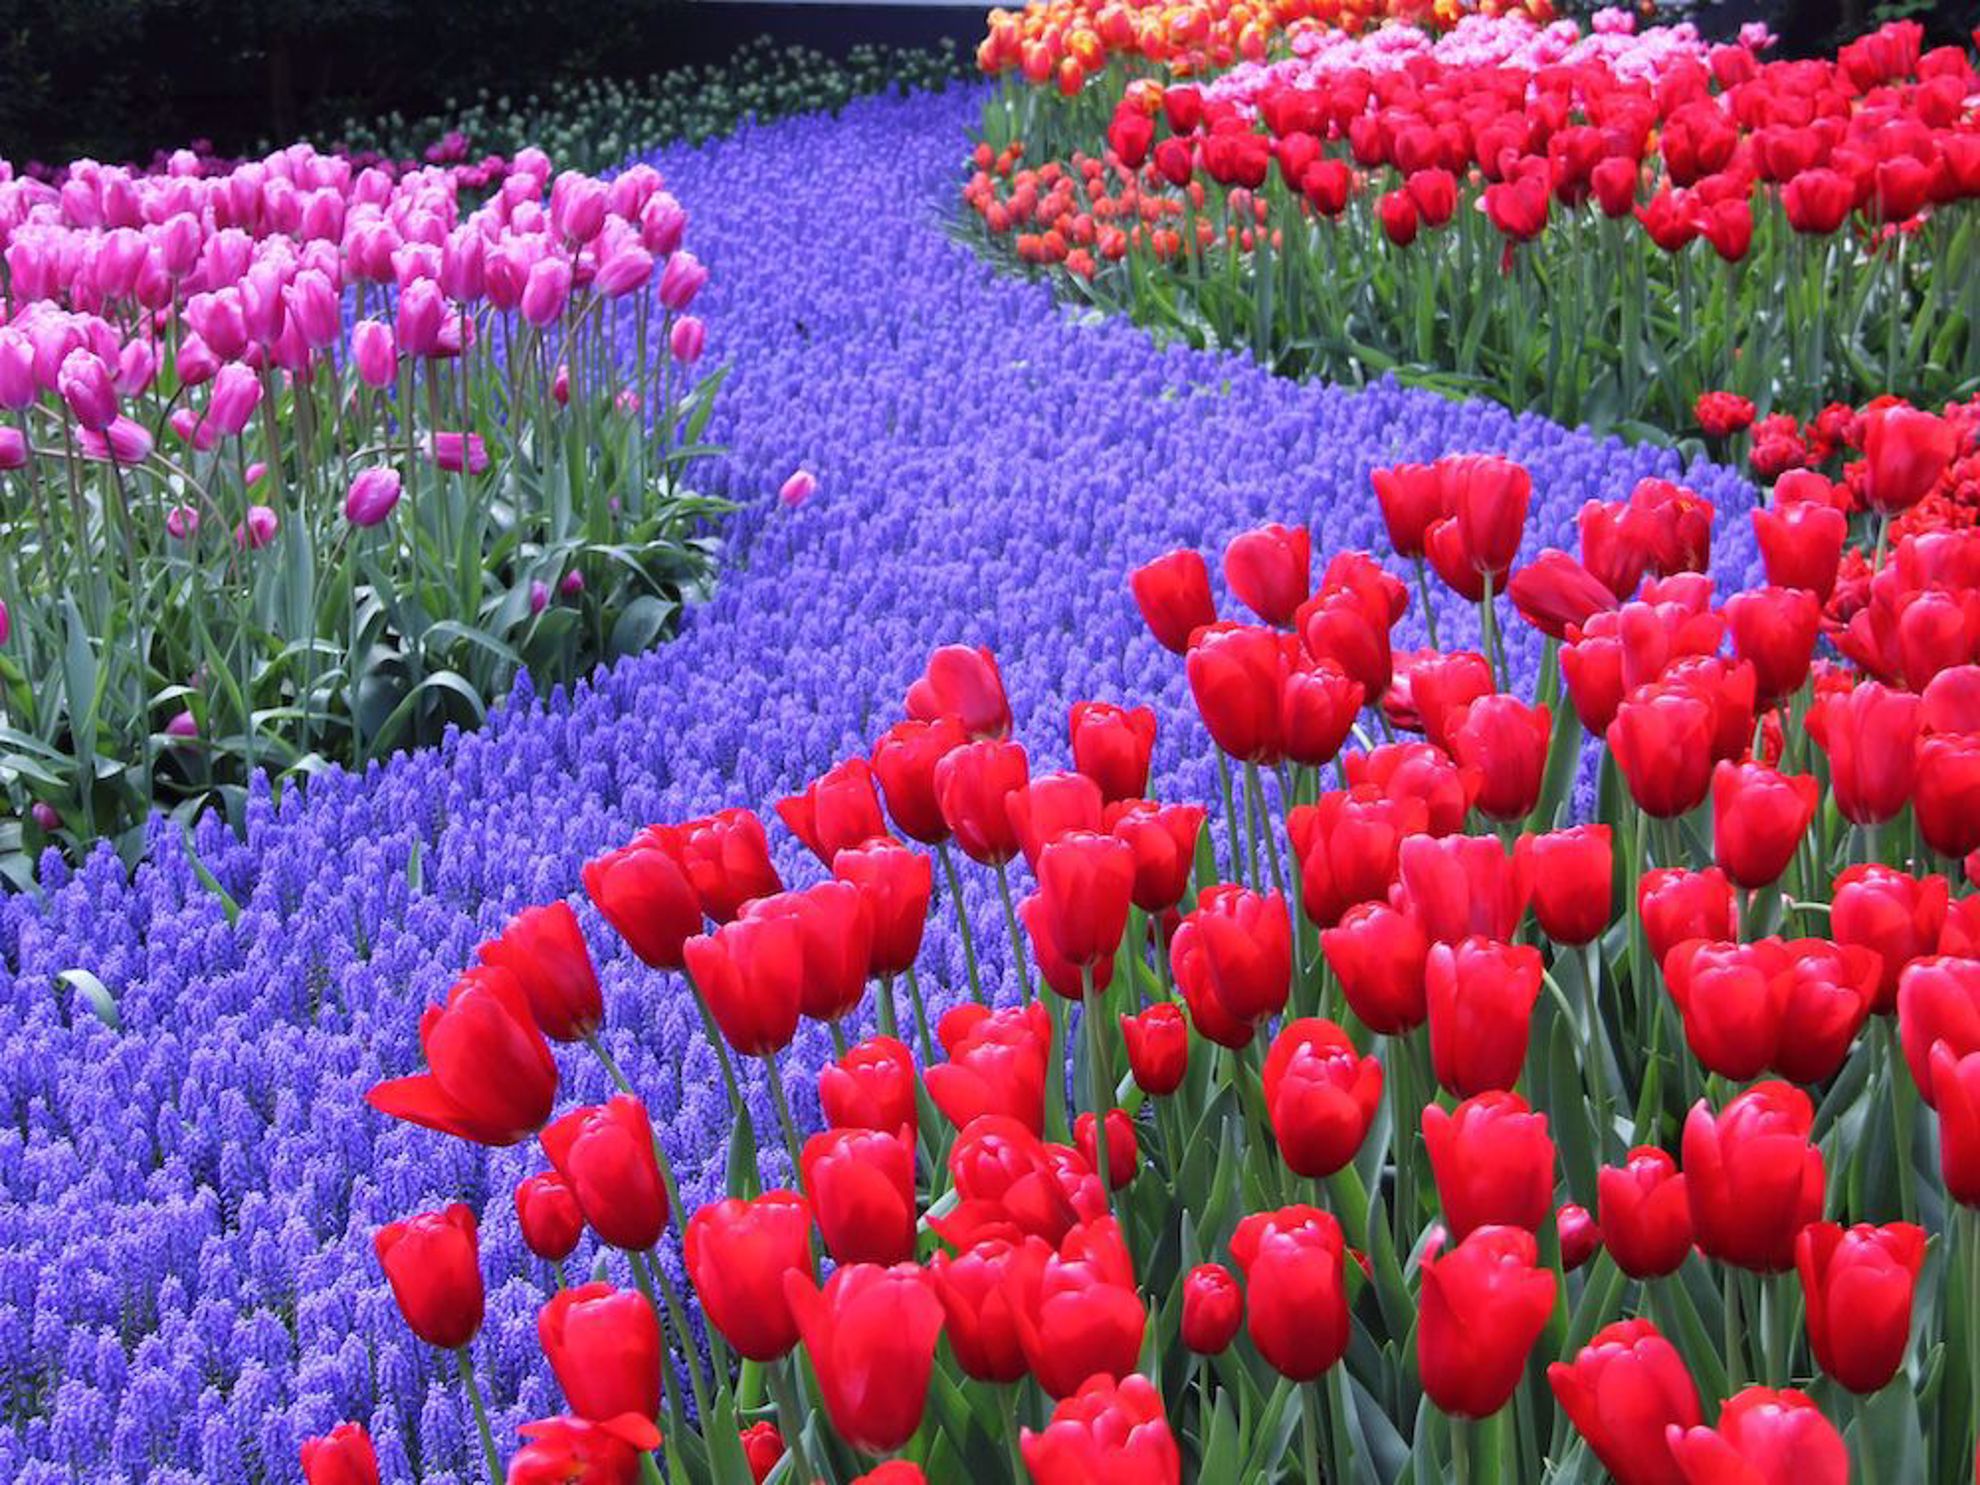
[0, 90, 1756, 1482]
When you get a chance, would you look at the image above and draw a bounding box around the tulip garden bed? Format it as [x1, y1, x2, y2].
[8, 9, 1980, 1485]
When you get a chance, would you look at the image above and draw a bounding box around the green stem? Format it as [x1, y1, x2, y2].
[454, 1346, 503, 1484]
[1299, 1384, 1324, 1485]
[938, 841, 987, 1005]
[767, 1359, 821, 1485]
[995, 859, 1035, 1001]
[762, 1051, 808, 1178]
[902, 963, 937, 1065]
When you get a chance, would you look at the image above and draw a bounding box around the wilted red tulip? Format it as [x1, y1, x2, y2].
[1426, 937, 1543, 1097]
[1187, 623, 1291, 762]
[1860, 406, 1958, 513]
[1131, 549, 1217, 654]
[685, 1190, 813, 1360]
[871, 717, 968, 844]
[784, 1263, 945, 1452]
[1395, 833, 1530, 945]
[1608, 685, 1716, 819]
[1810, 682, 1921, 825]
[832, 840, 930, 979]
[1640, 867, 1737, 968]
[1418, 1225, 1556, 1419]
[1119, 1002, 1189, 1095]
[906, 644, 1011, 739]
[1262, 1017, 1383, 1178]
[300, 1424, 379, 1485]
[1171, 885, 1292, 1025]
[1321, 901, 1431, 1034]
[1711, 763, 1817, 890]
[935, 738, 1031, 865]
[1682, 1082, 1826, 1272]
[1008, 1219, 1148, 1398]
[1548, 1319, 1702, 1485]
[1796, 1221, 1925, 1395]
[801, 1126, 917, 1265]
[926, 1002, 1051, 1133]
[367, 965, 558, 1146]
[374, 1203, 484, 1349]
[1664, 1387, 1848, 1485]
[1075, 1109, 1139, 1191]
[1008, 771, 1106, 871]
[538, 1283, 661, 1424]
[1230, 1205, 1350, 1381]
[1021, 1374, 1181, 1485]
[1180, 1262, 1242, 1354]
[819, 1034, 918, 1137]
[1448, 694, 1551, 821]
[682, 913, 805, 1056]
[1833, 864, 1949, 1013]
[1598, 1147, 1692, 1279]
[478, 901, 602, 1043]
[540, 1095, 669, 1251]
[1107, 800, 1204, 913]
[1224, 522, 1311, 627]
[581, 834, 703, 970]
[515, 1172, 585, 1262]
[1423, 1092, 1556, 1238]
[1519, 826, 1612, 944]
[1069, 701, 1157, 803]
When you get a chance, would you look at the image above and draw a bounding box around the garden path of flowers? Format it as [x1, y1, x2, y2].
[0, 87, 1755, 1481]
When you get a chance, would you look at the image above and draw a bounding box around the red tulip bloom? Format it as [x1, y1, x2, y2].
[784, 1263, 945, 1453]
[505, 1416, 661, 1485]
[1751, 501, 1845, 602]
[1664, 1387, 1848, 1485]
[1424, 1092, 1556, 1238]
[1187, 623, 1292, 762]
[1131, 549, 1217, 654]
[1020, 891, 1119, 1002]
[1711, 762, 1817, 890]
[1931, 1042, 1980, 1206]
[1280, 661, 1365, 768]
[1404, 649, 1495, 754]
[1262, 1017, 1383, 1178]
[1230, 1205, 1350, 1381]
[1119, 1003, 1189, 1095]
[539, 1283, 661, 1424]
[935, 738, 1030, 865]
[515, 1171, 585, 1262]
[1810, 682, 1921, 825]
[1378, 189, 1419, 245]
[1223, 522, 1311, 627]
[1372, 462, 1445, 558]
[653, 808, 782, 924]
[1833, 864, 1949, 1013]
[1443, 453, 1533, 580]
[740, 1423, 784, 1483]
[1664, 939, 1794, 1082]
[906, 644, 1011, 739]
[1860, 406, 1958, 513]
[1286, 786, 1425, 929]
[1508, 549, 1617, 639]
[1395, 832, 1531, 945]
[1598, 1147, 1692, 1279]
[1075, 1109, 1139, 1191]
[1682, 1082, 1826, 1273]
[1917, 734, 1980, 859]
[1695, 391, 1756, 438]
[1008, 1219, 1148, 1398]
[1448, 695, 1551, 822]
[870, 716, 968, 844]
[1796, 1221, 1926, 1395]
[300, 1424, 378, 1485]
[1725, 587, 1821, 707]
[1770, 939, 1879, 1085]
[832, 840, 931, 979]
[929, 1235, 1028, 1382]
[1180, 1263, 1242, 1355]
[1021, 1373, 1181, 1485]
[1008, 770, 1107, 871]
[540, 1095, 669, 1251]
[1069, 700, 1157, 804]
[1609, 685, 1716, 819]
[1549, 1319, 1702, 1485]
[942, 1115, 1103, 1248]
[819, 1034, 918, 1137]
[1640, 867, 1737, 968]
[581, 835, 703, 971]
[1418, 1225, 1557, 1419]
[685, 1190, 814, 1361]
[1348, 741, 1477, 835]
[478, 901, 602, 1043]
[1107, 800, 1204, 913]
[1427, 937, 1542, 1097]
[1519, 826, 1612, 945]
[1299, 586, 1396, 699]
[1034, 830, 1135, 971]
[374, 1203, 483, 1349]
[776, 757, 888, 866]
[367, 965, 558, 1146]
[1782, 167, 1855, 232]
[1171, 884, 1292, 1025]
[1896, 956, 1980, 1105]
[801, 1126, 917, 1265]
[1321, 901, 1431, 1034]
[925, 1002, 1051, 1133]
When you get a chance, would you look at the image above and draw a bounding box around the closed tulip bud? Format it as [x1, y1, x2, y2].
[907, 643, 1011, 740]
[1379, 189, 1420, 245]
[871, 716, 967, 844]
[1299, 586, 1396, 699]
[658, 250, 708, 312]
[1321, 901, 1430, 1035]
[374, 1203, 483, 1349]
[1598, 1147, 1692, 1279]
[1396, 832, 1531, 946]
[1280, 661, 1364, 768]
[1107, 800, 1204, 913]
[831, 840, 929, 979]
[1424, 1092, 1556, 1238]
[1725, 586, 1821, 707]
[1372, 462, 1445, 558]
[426, 430, 490, 474]
[1449, 694, 1551, 821]
[1664, 1387, 1848, 1485]
[0, 328, 35, 409]
[1769, 939, 1878, 1085]
[1796, 1221, 1925, 1395]
[539, 1282, 662, 1423]
[582, 833, 702, 970]
[0, 429, 27, 472]
[1898, 957, 1980, 1106]
[1439, 454, 1532, 580]
[350, 318, 396, 389]
[301, 1424, 380, 1485]
[1834, 864, 1949, 1014]
[1558, 1203, 1601, 1270]
[596, 243, 655, 298]
[1712, 763, 1818, 890]
[686, 1190, 813, 1360]
[521, 256, 572, 326]
[1223, 522, 1311, 626]
[57, 348, 116, 430]
[1518, 826, 1612, 945]
[1664, 938, 1793, 1081]
[1069, 700, 1157, 803]
[801, 1126, 917, 1265]
[1547, 1319, 1702, 1485]
[551, 362, 571, 406]
[682, 913, 805, 1056]
[1682, 1083, 1825, 1272]
[1639, 867, 1736, 968]
[367, 964, 558, 1144]
[539, 1095, 668, 1250]
[1075, 1109, 1139, 1190]
[785, 1263, 944, 1452]
[476, 900, 601, 1043]
[1418, 1225, 1556, 1419]
[1186, 623, 1294, 764]
[514, 1171, 584, 1261]
[1131, 548, 1218, 653]
[1428, 935, 1543, 1095]
[775, 756, 888, 866]
[739, 1422, 783, 1482]
[1810, 682, 1921, 826]
[1262, 1017, 1382, 1178]
[1119, 1002, 1189, 1095]
[1180, 1263, 1242, 1354]
[1231, 1205, 1350, 1381]
[669, 313, 705, 362]
[1609, 685, 1717, 819]
[1172, 884, 1292, 1025]
[1035, 830, 1136, 970]
[1007, 770, 1106, 871]
[1931, 1041, 1980, 1207]
[646, 809, 781, 924]
[343, 466, 403, 527]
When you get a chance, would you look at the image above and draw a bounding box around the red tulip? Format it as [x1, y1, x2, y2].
[1508, 549, 1617, 639]
[1608, 685, 1717, 819]
[652, 809, 783, 924]
[1682, 1083, 1825, 1273]
[1299, 586, 1396, 699]
[1074, 1109, 1139, 1191]
[1034, 830, 1135, 971]
[515, 1171, 585, 1262]
[1833, 864, 1949, 1013]
[906, 644, 1011, 739]
[685, 1190, 813, 1360]
[784, 1263, 945, 1452]
[1711, 762, 1817, 890]
[1519, 826, 1612, 945]
[1598, 1147, 1692, 1279]
[1418, 1225, 1557, 1418]
[832, 840, 931, 979]
[1810, 682, 1921, 825]
[1378, 189, 1420, 245]
[374, 1203, 483, 1349]
[775, 757, 888, 866]
[935, 738, 1030, 865]
[1896, 955, 1980, 1104]
[505, 1416, 660, 1485]
[942, 1115, 1103, 1248]
[1395, 832, 1530, 945]
[870, 717, 968, 844]
[300, 1425, 379, 1485]
[1860, 406, 1957, 513]
[682, 913, 804, 1056]
[1664, 1387, 1848, 1485]
[1373, 462, 1444, 558]
[1286, 786, 1425, 928]
[1021, 1373, 1181, 1485]
[1639, 867, 1737, 968]
[1262, 1017, 1383, 1178]
[1664, 939, 1793, 1082]
[819, 1034, 918, 1137]
[1230, 1205, 1350, 1381]
[1107, 800, 1204, 913]
[1131, 549, 1217, 654]
[929, 1235, 1028, 1382]
[1424, 1092, 1556, 1238]
[1224, 522, 1311, 626]
[1426, 937, 1543, 1097]
[540, 1095, 668, 1251]
[1180, 1263, 1242, 1355]
[1558, 1202, 1601, 1270]
[1404, 649, 1495, 754]
[740, 1422, 783, 1483]
[801, 1126, 917, 1265]
[1448, 695, 1551, 822]
[1796, 1221, 1926, 1394]
[366, 965, 558, 1146]
[1548, 1319, 1701, 1485]
[1280, 661, 1365, 768]
[1321, 901, 1431, 1034]
[1931, 1041, 1980, 1206]
[1783, 167, 1855, 232]
[1187, 623, 1291, 762]
[1751, 500, 1845, 602]
[1695, 391, 1756, 439]
[1917, 733, 1980, 858]
[1119, 1003, 1189, 1095]
[1008, 1218, 1148, 1398]
[478, 901, 602, 1043]
[1770, 939, 1880, 1084]
[925, 1002, 1051, 1133]
[1445, 454, 1533, 580]
[1171, 884, 1292, 1025]
[1725, 587, 1821, 708]
[1347, 741, 1477, 835]
[538, 1282, 661, 1424]
[1008, 770, 1106, 871]
[1069, 700, 1157, 804]
[581, 835, 703, 971]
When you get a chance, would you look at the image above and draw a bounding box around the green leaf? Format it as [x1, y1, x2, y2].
[56, 968, 118, 1031]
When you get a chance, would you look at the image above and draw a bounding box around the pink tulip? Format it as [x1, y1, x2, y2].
[427, 431, 490, 475]
[352, 319, 397, 390]
[521, 258, 573, 327]
[235, 505, 279, 550]
[206, 363, 263, 438]
[658, 251, 706, 312]
[781, 470, 817, 507]
[345, 468, 403, 527]
[57, 349, 117, 431]
[670, 316, 705, 363]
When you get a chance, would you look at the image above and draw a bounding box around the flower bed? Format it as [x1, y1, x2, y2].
[0, 88, 1756, 1481]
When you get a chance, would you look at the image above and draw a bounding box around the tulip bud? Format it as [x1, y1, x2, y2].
[374, 1203, 484, 1349]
